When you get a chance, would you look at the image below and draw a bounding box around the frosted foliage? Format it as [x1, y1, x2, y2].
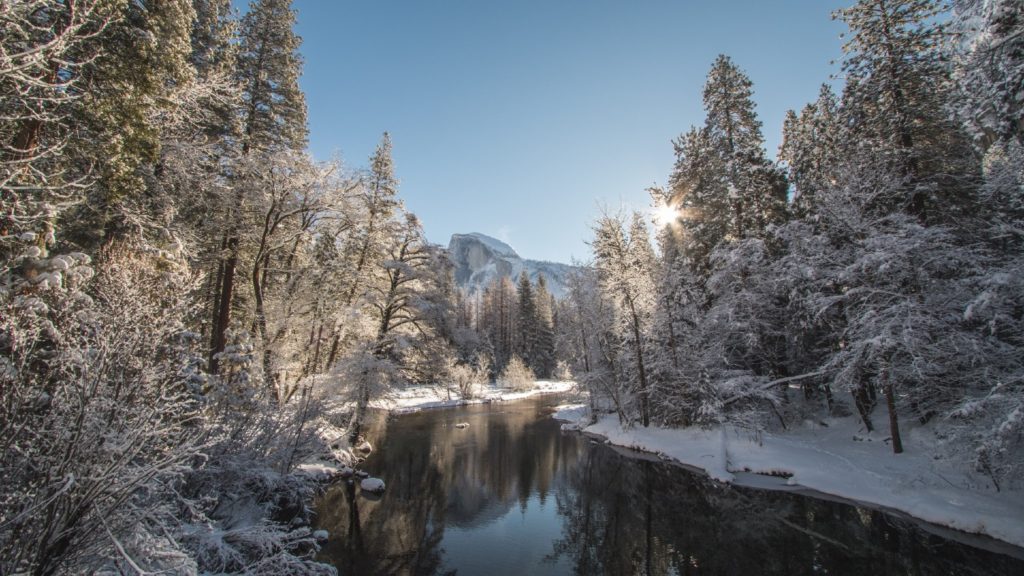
[951, 0, 1024, 145]
[0, 241, 204, 573]
[498, 355, 535, 392]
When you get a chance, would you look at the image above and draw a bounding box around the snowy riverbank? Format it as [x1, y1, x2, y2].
[294, 381, 577, 480]
[369, 380, 576, 413]
[552, 404, 1024, 550]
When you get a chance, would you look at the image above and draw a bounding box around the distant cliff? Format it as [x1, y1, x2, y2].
[447, 233, 575, 298]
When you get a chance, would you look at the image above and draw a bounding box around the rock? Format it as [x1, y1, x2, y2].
[313, 529, 329, 542]
[354, 435, 373, 456]
[454, 422, 470, 429]
[339, 466, 354, 478]
[360, 477, 386, 494]
[354, 470, 370, 479]
[448, 232, 575, 298]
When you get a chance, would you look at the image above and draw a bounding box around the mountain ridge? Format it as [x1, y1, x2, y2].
[446, 232, 576, 298]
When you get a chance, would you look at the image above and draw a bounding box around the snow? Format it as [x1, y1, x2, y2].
[458, 232, 519, 257]
[294, 462, 340, 481]
[369, 380, 575, 414]
[551, 403, 589, 430]
[360, 477, 385, 493]
[565, 407, 1024, 548]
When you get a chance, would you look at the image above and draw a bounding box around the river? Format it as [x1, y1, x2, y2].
[314, 394, 1024, 575]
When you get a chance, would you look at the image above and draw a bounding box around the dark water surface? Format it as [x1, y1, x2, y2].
[314, 395, 1024, 575]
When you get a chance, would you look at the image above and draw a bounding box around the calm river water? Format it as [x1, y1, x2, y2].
[314, 395, 1024, 575]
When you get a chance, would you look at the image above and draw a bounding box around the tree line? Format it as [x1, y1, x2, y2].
[562, 0, 1024, 492]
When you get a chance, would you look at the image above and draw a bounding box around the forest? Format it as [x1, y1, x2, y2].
[563, 0, 1023, 486]
[1, 0, 1022, 574]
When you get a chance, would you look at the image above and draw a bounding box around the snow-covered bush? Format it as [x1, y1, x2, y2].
[449, 362, 480, 399]
[0, 240, 205, 574]
[180, 462, 335, 575]
[553, 360, 573, 381]
[498, 355, 535, 392]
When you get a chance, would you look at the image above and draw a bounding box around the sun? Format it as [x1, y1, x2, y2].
[652, 203, 681, 228]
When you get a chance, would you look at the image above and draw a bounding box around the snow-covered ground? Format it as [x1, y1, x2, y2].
[552, 406, 1024, 549]
[369, 380, 576, 413]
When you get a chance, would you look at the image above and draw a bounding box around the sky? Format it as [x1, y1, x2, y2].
[271, 0, 849, 264]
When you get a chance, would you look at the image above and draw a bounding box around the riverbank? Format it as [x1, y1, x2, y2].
[553, 404, 1024, 550]
[368, 380, 576, 413]
[295, 381, 579, 483]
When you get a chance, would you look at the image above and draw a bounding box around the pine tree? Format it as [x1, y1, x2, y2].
[54, 0, 198, 244]
[210, 0, 307, 374]
[236, 0, 307, 153]
[779, 84, 842, 217]
[702, 55, 788, 240]
[835, 0, 978, 223]
[532, 274, 557, 378]
[951, 0, 1024, 148]
[667, 127, 729, 273]
[666, 56, 786, 274]
[192, 0, 236, 76]
[515, 271, 537, 368]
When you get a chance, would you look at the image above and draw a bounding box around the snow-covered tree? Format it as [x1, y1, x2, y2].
[950, 0, 1024, 148]
[702, 55, 788, 240]
[835, 0, 979, 224]
[591, 212, 657, 427]
[779, 84, 842, 217]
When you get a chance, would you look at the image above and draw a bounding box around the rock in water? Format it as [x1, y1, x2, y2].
[455, 422, 470, 429]
[360, 477, 385, 494]
[354, 434, 373, 455]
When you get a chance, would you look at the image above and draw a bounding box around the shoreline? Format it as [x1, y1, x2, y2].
[552, 404, 1024, 556]
[368, 380, 577, 414]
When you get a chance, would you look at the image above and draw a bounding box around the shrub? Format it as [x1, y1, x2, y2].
[498, 356, 535, 392]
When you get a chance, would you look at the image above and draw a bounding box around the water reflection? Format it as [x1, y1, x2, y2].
[315, 397, 1024, 575]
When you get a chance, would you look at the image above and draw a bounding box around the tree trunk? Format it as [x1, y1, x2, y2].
[853, 379, 875, 433]
[627, 297, 650, 427]
[882, 365, 903, 454]
[252, 254, 276, 402]
[209, 235, 238, 374]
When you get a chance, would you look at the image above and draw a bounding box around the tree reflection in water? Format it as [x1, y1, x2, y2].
[315, 397, 1024, 575]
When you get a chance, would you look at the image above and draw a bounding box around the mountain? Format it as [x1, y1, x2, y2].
[446, 233, 576, 298]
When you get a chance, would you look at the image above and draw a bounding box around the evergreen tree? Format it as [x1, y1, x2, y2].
[951, 0, 1024, 148]
[835, 0, 979, 223]
[236, 0, 307, 153]
[192, 0, 236, 76]
[59, 0, 197, 243]
[532, 274, 557, 378]
[666, 56, 786, 274]
[702, 55, 788, 239]
[779, 84, 842, 217]
[515, 270, 537, 368]
[210, 0, 307, 374]
[667, 127, 729, 273]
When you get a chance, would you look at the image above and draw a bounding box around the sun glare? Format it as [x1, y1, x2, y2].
[652, 203, 681, 228]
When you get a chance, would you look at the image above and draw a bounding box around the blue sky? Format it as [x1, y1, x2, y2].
[275, 0, 848, 263]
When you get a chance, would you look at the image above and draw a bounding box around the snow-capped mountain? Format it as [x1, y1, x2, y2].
[447, 233, 575, 298]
